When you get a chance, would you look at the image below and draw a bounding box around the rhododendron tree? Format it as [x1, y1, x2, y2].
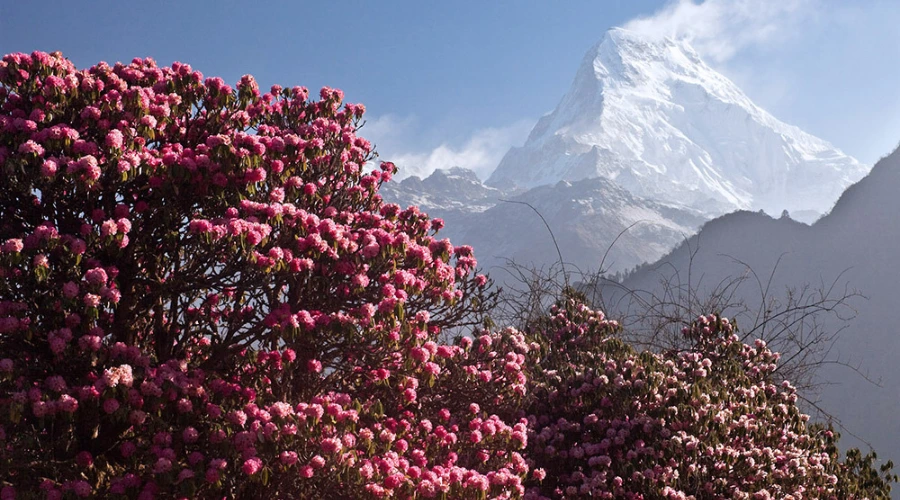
[0, 51, 529, 498]
[0, 51, 894, 500]
[520, 296, 895, 499]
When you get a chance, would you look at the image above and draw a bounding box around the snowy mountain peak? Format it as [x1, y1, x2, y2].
[597, 28, 700, 72]
[593, 29, 731, 98]
[487, 28, 868, 217]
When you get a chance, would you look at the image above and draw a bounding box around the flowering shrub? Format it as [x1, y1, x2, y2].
[0, 51, 893, 499]
[0, 51, 528, 499]
[521, 297, 896, 499]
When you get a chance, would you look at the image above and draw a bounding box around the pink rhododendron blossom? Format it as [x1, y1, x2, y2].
[41, 158, 58, 176]
[82, 294, 101, 308]
[1, 238, 23, 253]
[105, 129, 124, 150]
[242, 457, 263, 476]
[102, 399, 120, 414]
[84, 267, 108, 285]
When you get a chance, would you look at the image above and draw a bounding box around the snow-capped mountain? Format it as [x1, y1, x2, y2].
[487, 28, 868, 217]
[381, 27, 868, 276]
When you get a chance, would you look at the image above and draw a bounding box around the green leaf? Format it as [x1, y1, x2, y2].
[373, 399, 384, 418]
[9, 403, 21, 424]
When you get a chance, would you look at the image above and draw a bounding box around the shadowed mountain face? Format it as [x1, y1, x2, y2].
[487, 28, 867, 218]
[608, 145, 900, 485]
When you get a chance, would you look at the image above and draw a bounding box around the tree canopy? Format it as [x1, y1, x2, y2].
[0, 51, 894, 499]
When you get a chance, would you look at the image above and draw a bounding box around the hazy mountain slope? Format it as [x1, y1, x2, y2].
[381, 170, 705, 275]
[380, 167, 502, 215]
[379, 167, 504, 247]
[608, 146, 900, 481]
[487, 28, 867, 217]
[459, 177, 706, 275]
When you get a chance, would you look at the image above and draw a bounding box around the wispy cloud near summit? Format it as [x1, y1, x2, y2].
[623, 0, 815, 63]
[364, 115, 533, 182]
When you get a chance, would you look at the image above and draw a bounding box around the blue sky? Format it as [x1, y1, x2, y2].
[3, 0, 899, 179]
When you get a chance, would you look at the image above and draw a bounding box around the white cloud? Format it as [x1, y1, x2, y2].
[623, 0, 816, 63]
[362, 114, 534, 181]
[359, 114, 420, 156]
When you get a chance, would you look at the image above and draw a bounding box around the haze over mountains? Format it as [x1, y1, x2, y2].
[382, 28, 868, 274]
[607, 145, 900, 489]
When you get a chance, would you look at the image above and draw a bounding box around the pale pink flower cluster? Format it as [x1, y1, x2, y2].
[520, 301, 866, 499]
